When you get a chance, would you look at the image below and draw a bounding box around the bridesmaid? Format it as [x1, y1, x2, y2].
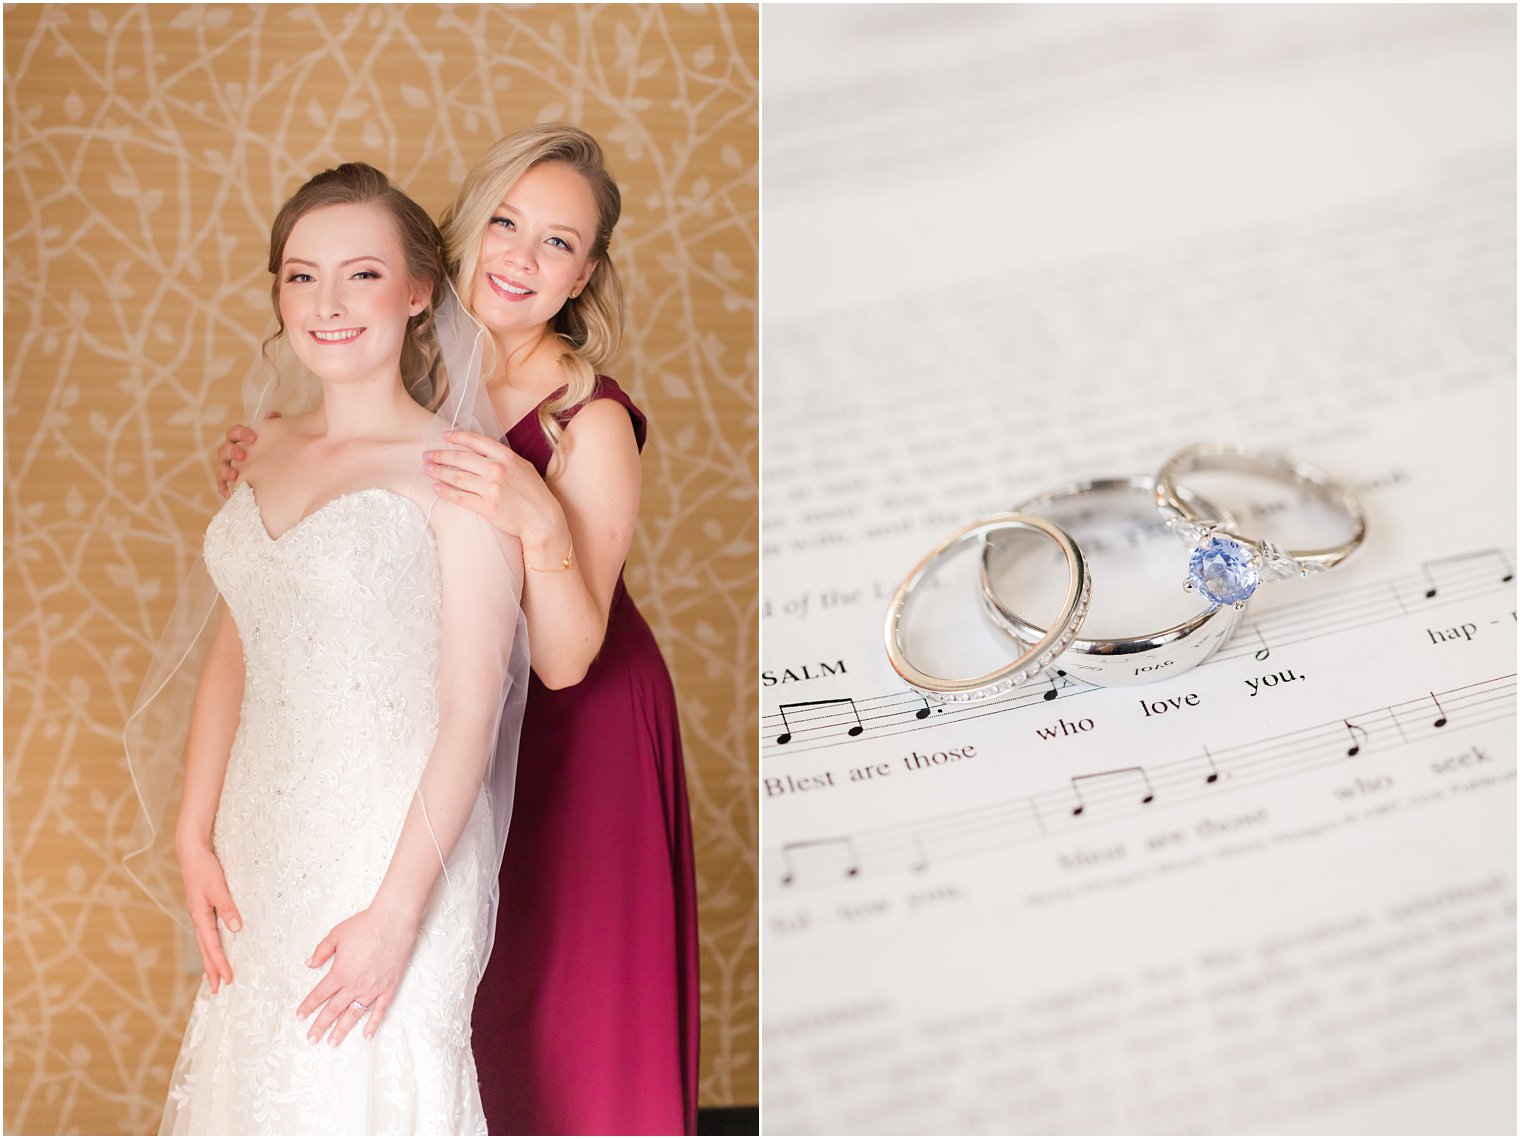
[219, 125, 699, 1136]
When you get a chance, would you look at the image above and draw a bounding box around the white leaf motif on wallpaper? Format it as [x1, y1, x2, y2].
[711, 250, 739, 281]
[660, 371, 692, 399]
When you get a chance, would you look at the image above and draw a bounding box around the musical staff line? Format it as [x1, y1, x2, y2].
[762, 545, 1516, 755]
[768, 674, 1517, 890]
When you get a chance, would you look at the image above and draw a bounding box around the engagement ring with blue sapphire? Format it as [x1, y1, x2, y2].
[885, 513, 1091, 704]
[1155, 444, 1367, 608]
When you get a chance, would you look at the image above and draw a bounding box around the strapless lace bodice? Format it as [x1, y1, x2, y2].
[160, 483, 491, 1135]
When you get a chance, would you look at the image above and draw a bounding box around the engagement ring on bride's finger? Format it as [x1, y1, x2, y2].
[1155, 444, 1367, 608]
[351, 999, 370, 1013]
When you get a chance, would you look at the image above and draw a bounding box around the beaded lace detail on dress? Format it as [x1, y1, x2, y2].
[160, 483, 491, 1136]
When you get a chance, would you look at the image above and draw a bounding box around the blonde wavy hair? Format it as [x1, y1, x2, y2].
[439, 124, 625, 462]
[266, 162, 450, 410]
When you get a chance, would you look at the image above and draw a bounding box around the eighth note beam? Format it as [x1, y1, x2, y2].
[765, 771, 837, 798]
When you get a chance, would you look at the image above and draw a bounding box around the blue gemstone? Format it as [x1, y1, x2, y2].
[1188, 537, 1259, 605]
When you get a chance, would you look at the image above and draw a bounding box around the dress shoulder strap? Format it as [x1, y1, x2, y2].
[555, 376, 647, 452]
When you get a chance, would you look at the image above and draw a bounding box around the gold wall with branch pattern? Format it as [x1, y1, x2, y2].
[3, 5, 757, 1131]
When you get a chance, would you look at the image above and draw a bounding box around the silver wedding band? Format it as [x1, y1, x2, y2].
[885, 513, 1091, 704]
[980, 475, 1244, 687]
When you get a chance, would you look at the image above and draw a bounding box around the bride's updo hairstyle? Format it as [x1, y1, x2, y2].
[266, 162, 451, 410]
[440, 124, 625, 458]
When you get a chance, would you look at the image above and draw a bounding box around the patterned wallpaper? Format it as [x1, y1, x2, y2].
[3, 4, 757, 1132]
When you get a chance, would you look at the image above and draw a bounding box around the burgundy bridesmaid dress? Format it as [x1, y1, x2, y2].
[472, 378, 700, 1136]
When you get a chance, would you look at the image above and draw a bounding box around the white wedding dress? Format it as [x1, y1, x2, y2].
[160, 483, 493, 1135]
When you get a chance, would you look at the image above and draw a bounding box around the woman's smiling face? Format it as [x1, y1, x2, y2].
[468, 161, 599, 341]
[277, 202, 427, 386]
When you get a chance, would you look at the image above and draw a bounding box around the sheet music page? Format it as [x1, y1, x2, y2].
[760, 7, 1516, 1134]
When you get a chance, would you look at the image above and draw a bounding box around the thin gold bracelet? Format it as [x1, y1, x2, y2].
[525, 543, 575, 573]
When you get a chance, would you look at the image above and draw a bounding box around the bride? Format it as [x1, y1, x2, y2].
[126, 163, 526, 1134]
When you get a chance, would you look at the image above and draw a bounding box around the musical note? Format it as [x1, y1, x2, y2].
[775, 698, 864, 745]
[1420, 549, 1515, 598]
[1343, 719, 1368, 756]
[1252, 626, 1271, 661]
[909, 834, 930, 874]
[1028, 669, 1069, 703]
[1201, 745, 1220, 784]
[913, 697, 931, 721]
[1429, 691, 1448, 728]
[778, 837, 861, 887]
[1070, 766, 1156, 816]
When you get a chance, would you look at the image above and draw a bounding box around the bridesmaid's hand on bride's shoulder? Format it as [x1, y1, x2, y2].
[425, 429, 567, 549]
[216, 413, 280, 498]
[176, 840, 242, 994]
[297, 904, 420, 1047]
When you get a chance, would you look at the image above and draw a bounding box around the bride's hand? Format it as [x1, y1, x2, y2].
[297, 906, 420, 1046]
[424, 429, 569, 557]
[177, 841, 242, 993]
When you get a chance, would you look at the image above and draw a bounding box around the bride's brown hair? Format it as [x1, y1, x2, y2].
[265, 163, 451, 410]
